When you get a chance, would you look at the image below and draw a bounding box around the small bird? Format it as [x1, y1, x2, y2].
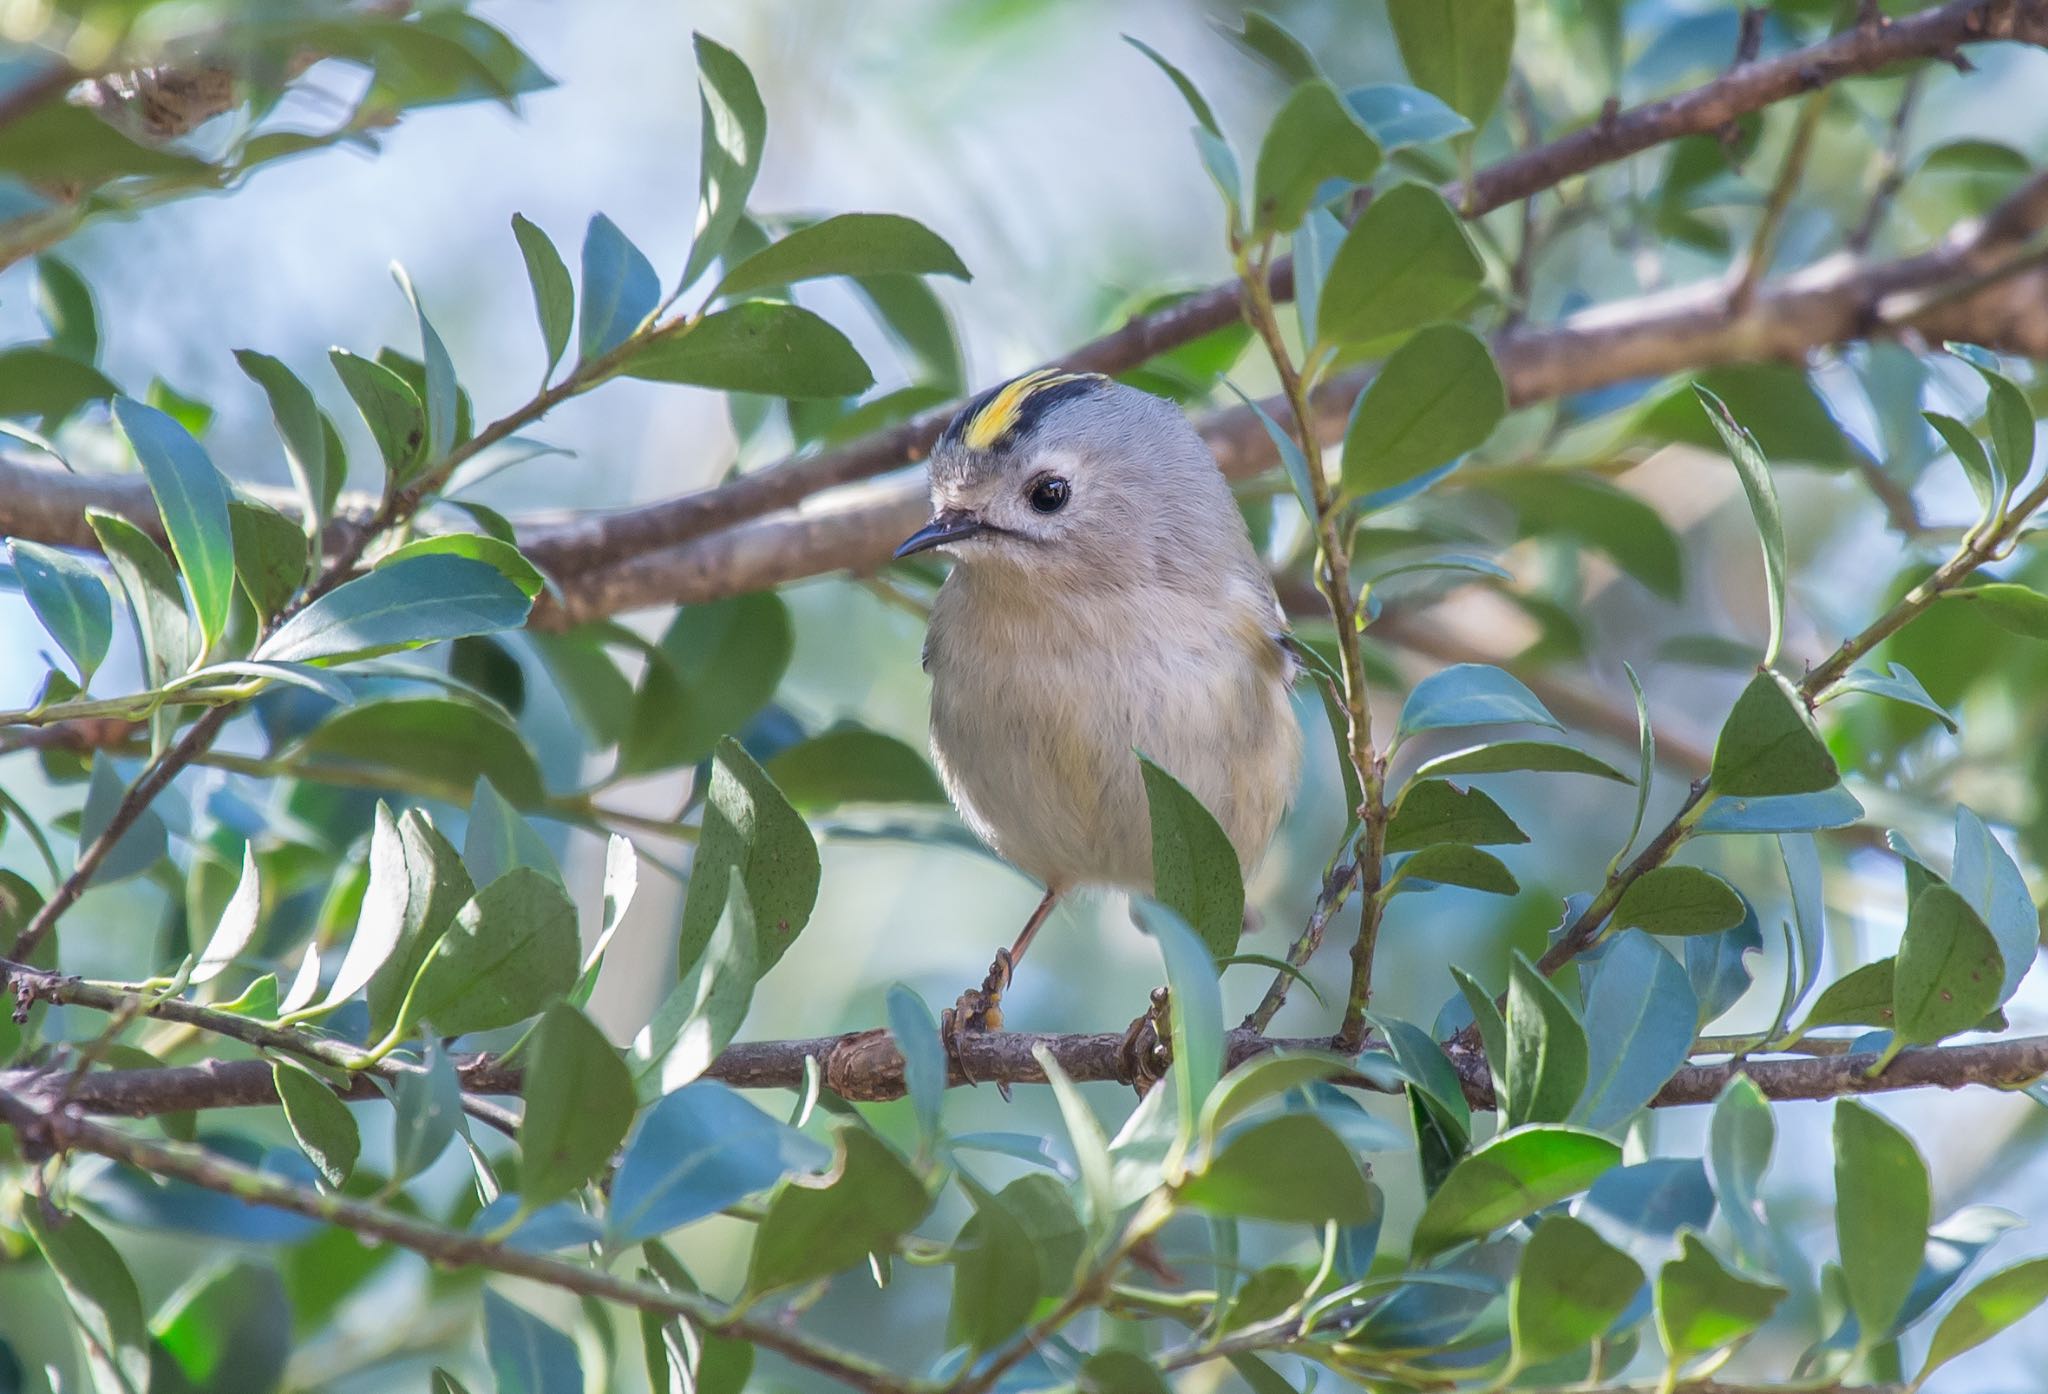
[895, 368, 1302, 1063]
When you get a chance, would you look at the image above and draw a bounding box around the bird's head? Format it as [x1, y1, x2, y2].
[896, 370, 1236, 587]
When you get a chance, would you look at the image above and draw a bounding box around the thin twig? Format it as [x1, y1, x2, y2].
[1848, 69, 1925, 253]
[1729, 90, 1830, 309]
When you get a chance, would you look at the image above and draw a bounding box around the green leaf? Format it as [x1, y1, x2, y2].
[1925, 410, 1999, 521]
[1414, 739, 1631, 783]
[78, 757, 167, 884]
[1341, 324, 1505, 497]
[1317, 183, 1482, 349]
[1196, 1051, 1354, 1152]
[1707, 1075, 1775, 1270]
[949, 1190, 1041, 1352]
[746, 1129, 931, 1296]
[1478, 470, 1684, 601]
[88, 510, 196, 740]
[1137, 902, 1227, 1165]
[511, 213, 574, 382]
[255, 555, 532, 665]
[0, 344, 116, 427]
[608, 1082, 830, 1244]
[1251, 79, 1381, 234]
[234, 349, 336, 531]
[113, 394, 234, 652]
[1951, 805, 2035, 1003]
[1696, 386, 1787, 667]
[1225, 381, 1319, 521]
[1345, 83, 1474, 150]
[1504, 952, 1588, 1128]
[312, 802, 410, 1012]
[23, 1207, 152, 1394]
[1835, 1099, 1932, 1340]
[1411, 1126, 1621, 1258]
[1655, 1233, 1785, 1367]
[1917, 1256, 2048, 1384]
[8, 539, 111, 686]
[521, 1002, 636, 1207]
[717, 212, 968, 299]
[292, 695, 545, 807]
[373, 534, 544, 599]
[329, 348, 427, 484]
[1397, 662, 1560, 739]
[392, 264, 458, 463]
[1512, 1214, 1644, 1366]
[1368, 1013, 1472, 1145]
[621, 302, 873, 399]
[0, 98, 210, 179]
[1139, 754, 1247, 959]
[484, 1290, 582, 1394]
[1219, 11, 1320, 81]
[579, 212, 661, 361]
[1038, 1048, 1116, 1233]
[192, 842, 261, 985]
[404, 867, 580, 1036]
[1180, 1112, 1379, 1224]
[465, 775, 559, 886]
[620, 593, 792, 775]
[1710, 670, 1839, 798]
[1389, 843, 1518, 895]
[1611, 865, 1746, 937]
[678, 739, 820, 978]
[680, 35, 767, 292]
[1123, 37, 1222, 138]
[228, 495, 307, 619]
[638, 871, 759, 1092]
[763, 727, 946, 812]
[272, 1057, 360, 1188]
[1892, 883, 2004, 1051]
[886, 983, 946, 1147]
[1941, 581, 2048, 638]
[1387, 0, 1515, 127]
[153, 1261, 290, 1393]
[34, 256, 97, 363]
[389, 1038, 461, 1183]
[1833, 662, 1957, 734]
[1080, 1351, 1171, 1394]
[1385, 779, 1528, 852]
[1798, 957, 1898, 1034]
[1575, 932, 1698, 1129]
[362, 812, 471, 1035]
[1947, 342, 2035, 496]
[1452, 963, 1509, 1081]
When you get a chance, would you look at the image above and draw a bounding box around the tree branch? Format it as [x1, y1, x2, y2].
[0, 1081, 918, 1394]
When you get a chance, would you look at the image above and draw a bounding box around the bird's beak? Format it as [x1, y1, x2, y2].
[894, 510, 985, 559]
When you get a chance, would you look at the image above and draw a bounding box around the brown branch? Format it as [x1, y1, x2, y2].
[0, 1081, 916, 1394]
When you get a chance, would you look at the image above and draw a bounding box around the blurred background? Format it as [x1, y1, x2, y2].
[4, 0, 2048, 1389]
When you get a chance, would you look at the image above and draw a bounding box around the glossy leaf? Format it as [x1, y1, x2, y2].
[621, 593, 792, 775]
[717, 212, 968, 298]
[886, 984, 946, 1148]
[1917, 1257, 2048, 1384]
[237, 349, 335, 528]
[228, 495, 306, 618]
[608, 1081, 830, 1243]
[1512, 1214, 1643, 1366]
[1318, 183, 1482, 348]
[293, 696, 544, 807]
[391, 1038, 461, 1183]
[1504, 952, 1587, 1128]
[1655, 1233, 1784, 1367]
[763, 727, 945, 812]
[642, 871, 759, 1091]
[1696, 386, 1787, 667]
[1137, 901, 1226, 1166]
[948, 1190, 1041, 1353]
[621, 302, 873, 398]
[511, 213, 574, 381]
[485, 1291, 582, 1394]
[329, 349, 426, 483]
[255, 555, 532, 664]
[1251, 78, 1381, 234]
[1926, 409, 1999, 518]
[1140, 754, 1246, 959]
[1344, 83, 1472, 150]
[1397, 663, 1560, 738]
[272, 1058, 359, 1188]
[1709, 670, 1839, 798]
[9, 539, 110, 686]
[1939, 582, 2048, 638]
[23, 1207, 152, 1394]
[1385, 779, 1528, 852]
[1576, 932, 1698, 1129]
[1181, 1112, 1379, 1224]
[1892, 883, 2003, 1051]
[1341, 324, 1504, 496]
[1612, 865, 1746, 937]
[1835, 1099, 1932, 1340]
[746, 1129, 931, 1296]
[1707, 1075, 1775, 1270]
[192, 842, 261, 984]
[1389, 843, 1519, 895]
[579, 212, 661, 361]
[113, 394, 234, 650]
[373, 534, 544, 599]
[404, 868, 580, 1037]
[78, 757, 167, 884]
[1833, 662, 1957, 734]
[1387, 0, 1515, 126]
[314, 802, 408, 1011]
[1411, 1126, 1621, 1258]
[88, 509, 196, 700]
[1950, 805, 2036, 1003]
[1124, 36, 1222, 138]
[1414, 739, 1630, 784]
[677, 738, 819, 980]
[522, 1002, 636, 1207]
[680, 35, 767, 292]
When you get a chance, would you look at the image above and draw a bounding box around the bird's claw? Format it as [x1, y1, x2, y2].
[941, 948, 1016, 1097]
[1118, 985, 1173, 1096]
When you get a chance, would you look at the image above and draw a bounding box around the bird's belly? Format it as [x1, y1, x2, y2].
[929, 635, 1298, 894]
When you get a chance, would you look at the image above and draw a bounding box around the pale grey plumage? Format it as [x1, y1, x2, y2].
[907, 375, 1301, 899]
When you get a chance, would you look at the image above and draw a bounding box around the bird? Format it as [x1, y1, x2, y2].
[894, 367, 1303, 1072]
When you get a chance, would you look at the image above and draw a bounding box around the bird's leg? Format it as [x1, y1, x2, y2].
[1118, 985, 1173, 1097]
[942, 888, 1058, 1090]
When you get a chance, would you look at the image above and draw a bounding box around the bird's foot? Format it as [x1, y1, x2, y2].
[940, 948, 1015, 1097]
[1118, 985, 1174, 1097]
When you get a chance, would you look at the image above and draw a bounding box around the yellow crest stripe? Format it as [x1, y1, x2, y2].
[960, 369, 1099, 451]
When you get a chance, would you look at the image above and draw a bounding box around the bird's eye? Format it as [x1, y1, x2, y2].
[1028, 477, 1070, 513]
